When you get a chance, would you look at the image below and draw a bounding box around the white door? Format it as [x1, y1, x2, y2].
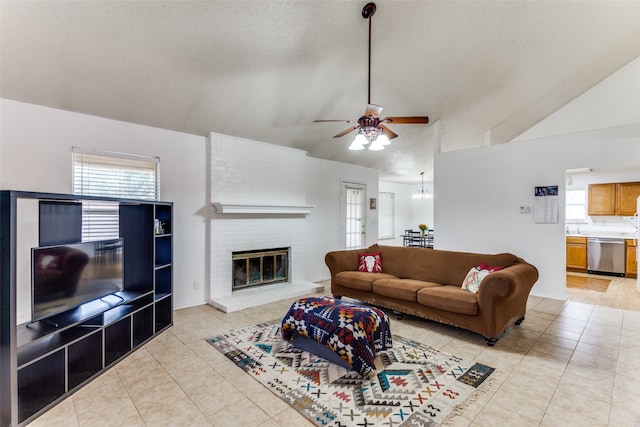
[342, 183, 366, 249]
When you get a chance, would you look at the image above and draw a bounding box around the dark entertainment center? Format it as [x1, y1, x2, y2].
[0, 191, 173, 426]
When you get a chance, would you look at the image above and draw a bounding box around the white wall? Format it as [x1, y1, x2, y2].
[304, 157, 379, 282]
[210, 134, 307, 205]
[0, 99, 208, 309]
[0, 98, 379, 309]
[435, 55, 640, 300]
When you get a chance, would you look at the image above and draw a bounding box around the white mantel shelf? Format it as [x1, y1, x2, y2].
[212, 202, 314, 215]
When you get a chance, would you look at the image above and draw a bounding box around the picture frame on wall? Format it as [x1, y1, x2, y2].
[370, 198, 377, 210]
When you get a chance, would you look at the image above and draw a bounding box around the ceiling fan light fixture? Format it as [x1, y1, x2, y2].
[377, 133, 390, 146]
[368, 138, 385, 150]
[349, 133, 367, 150]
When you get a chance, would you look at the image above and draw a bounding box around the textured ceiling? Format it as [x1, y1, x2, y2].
[2, 1, 640, 183]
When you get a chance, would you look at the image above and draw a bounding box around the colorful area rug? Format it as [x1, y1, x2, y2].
[207, 322, 495, 426]
[566, 274, 611, 292]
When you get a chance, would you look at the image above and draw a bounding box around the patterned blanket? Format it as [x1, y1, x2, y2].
[281, 296, 392, 376]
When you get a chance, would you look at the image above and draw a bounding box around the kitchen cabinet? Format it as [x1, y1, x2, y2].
[615, 182, 640, 216]
[566, 236, 588, 272]
[588, 182, 640, 216]
[626, 239, 637, 278]
[588, 184, 616, 215]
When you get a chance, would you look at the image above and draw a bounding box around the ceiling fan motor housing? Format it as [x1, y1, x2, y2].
[358, 115, 380, 137]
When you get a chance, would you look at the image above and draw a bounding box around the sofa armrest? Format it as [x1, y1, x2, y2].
[477, 260, 539, 308]
[325, 249, 362, 277]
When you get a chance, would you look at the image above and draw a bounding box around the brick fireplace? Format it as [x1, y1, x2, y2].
[208, 133, 323, 312]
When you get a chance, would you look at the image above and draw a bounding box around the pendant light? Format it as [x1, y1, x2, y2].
[412, 172, 432, 199]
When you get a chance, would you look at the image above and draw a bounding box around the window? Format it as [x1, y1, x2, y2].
[73, 148, 160, 240]
[378, 192, 395, 239]
[566, 188, 586, 223]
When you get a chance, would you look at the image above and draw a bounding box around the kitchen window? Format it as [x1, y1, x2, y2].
[566, 188, 587, 223]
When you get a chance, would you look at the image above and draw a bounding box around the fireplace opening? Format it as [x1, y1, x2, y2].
[232, 247, 289, 290]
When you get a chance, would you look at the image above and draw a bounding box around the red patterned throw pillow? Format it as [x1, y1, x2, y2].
[476, 263, 504, 272]
[357, 252, 383, 273]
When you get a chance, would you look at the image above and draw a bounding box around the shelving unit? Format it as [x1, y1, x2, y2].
[0, 191, 173, 426]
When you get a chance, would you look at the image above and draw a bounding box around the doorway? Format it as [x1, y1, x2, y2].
[564, 166, 640, 310]
[342, 182, 366, 249]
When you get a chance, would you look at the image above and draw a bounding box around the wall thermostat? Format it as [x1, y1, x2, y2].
[519, 206, 530, 213]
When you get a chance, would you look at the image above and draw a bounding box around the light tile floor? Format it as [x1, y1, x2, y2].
[29, 278, 640, 427]
[566, 273, 640, 311]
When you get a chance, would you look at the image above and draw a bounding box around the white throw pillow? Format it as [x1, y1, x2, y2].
[461, 267, 491, 294]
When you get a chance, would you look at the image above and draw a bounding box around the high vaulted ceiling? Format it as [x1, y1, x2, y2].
[2, 1, 640, 183]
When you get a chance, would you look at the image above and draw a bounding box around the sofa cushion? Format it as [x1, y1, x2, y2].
[373, 279, 440, 302]
[417, 285, 478, 315]
[335, 271, 399, 291]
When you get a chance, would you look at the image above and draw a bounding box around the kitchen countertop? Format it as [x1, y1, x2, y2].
[566, 233, 636, 239]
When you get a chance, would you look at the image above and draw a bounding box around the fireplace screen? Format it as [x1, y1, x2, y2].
[232, 248, 289, 290]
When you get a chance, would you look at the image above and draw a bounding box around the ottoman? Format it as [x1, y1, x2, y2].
[281, 296, 392, 376]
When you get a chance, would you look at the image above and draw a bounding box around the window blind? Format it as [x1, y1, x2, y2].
[80, 200, 120, 241]
[73, 148, 160, 241]
[72, 148, 160, 200]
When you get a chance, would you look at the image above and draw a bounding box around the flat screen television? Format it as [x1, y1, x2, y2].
[31, 238, 124, 322]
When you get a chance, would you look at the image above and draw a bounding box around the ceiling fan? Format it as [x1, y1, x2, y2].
[315, 2, 429, 151]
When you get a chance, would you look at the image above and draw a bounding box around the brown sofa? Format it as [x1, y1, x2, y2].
[325, 244, 539, 345]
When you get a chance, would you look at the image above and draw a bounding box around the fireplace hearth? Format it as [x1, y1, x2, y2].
[232, 248, 289, 290]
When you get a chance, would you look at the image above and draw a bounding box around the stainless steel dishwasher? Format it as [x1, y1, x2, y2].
[587, 237, 625, 277]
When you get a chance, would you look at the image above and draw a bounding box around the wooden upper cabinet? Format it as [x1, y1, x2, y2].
[588, 184, 616, 215]
[588, 182, 640, 216]
[615, 182, 640, 216]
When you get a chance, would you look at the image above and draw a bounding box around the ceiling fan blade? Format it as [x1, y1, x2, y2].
[333, 126, 359, 138]
[365, 104, 383, 117]
[383, 116, 429, 124]
[314, 119, 356, 123]
[379, 124, 398, 140]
